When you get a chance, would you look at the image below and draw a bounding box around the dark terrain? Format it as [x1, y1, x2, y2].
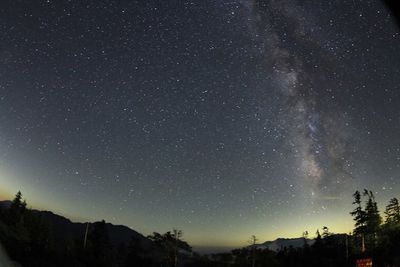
[1, 190, 400, 267]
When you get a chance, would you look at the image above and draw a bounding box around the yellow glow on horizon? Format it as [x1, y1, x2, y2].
[0, 166, 356, 249]
[0, 169, 18, 200]
[0, 189, 12, 201]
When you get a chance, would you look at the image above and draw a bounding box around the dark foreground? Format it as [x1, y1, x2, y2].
[1, 190, 400, 267]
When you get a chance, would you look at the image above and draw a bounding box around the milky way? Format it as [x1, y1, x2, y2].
[248, 0, 357, 199]
[0, 0, 399, 248]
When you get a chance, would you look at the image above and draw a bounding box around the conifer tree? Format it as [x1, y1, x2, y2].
[363, 189, 381, 235]
[8, 191, 27, 225]
[384, 197, 400, 225]
[350, 190, 366, 235]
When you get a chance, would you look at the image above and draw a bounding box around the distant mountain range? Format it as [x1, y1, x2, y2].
[256, 238, 316, 252]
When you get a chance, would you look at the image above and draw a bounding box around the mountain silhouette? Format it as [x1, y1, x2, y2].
[258, 237, 315, 252]
[0, 200, 151, 250]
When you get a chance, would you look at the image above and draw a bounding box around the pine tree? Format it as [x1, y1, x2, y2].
[350, 190, 366, 235]
[359, 190, 381, 251]
[8, 191, 27, 225]
[363, 190, 382, 235]
[384, 197, 400, 225]
[10, 191, 26, 211]
[248, 235, 258, 267]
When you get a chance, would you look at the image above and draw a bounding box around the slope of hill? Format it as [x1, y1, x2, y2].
[0, 201, 11, 209]
[0, 200, 151, 250]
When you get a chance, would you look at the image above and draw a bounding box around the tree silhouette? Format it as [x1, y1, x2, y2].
[172, 228, 183, 267]
[8, 191, 27, 225]
[248, 235, 258, 267]
[363, 189, 381, 235]
[148, 229, 191, 267]
[350, 189, 383, 252]
[384, 197, 400, 225]
[350, 190, 366, 235]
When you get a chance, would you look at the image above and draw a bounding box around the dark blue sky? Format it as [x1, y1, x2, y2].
[0, 0, 399, 248]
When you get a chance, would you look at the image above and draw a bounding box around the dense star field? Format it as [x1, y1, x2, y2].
[0, 0, 399, 248]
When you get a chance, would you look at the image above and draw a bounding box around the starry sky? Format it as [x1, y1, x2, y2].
[0, 0, 400, 249]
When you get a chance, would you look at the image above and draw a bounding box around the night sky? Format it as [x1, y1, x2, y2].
[1, 0, 400, 249]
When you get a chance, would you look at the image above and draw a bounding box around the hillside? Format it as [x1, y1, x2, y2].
[0, 200, 151, 250]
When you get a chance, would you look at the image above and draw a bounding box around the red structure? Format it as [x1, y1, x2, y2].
[356, 258, 373, 267]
